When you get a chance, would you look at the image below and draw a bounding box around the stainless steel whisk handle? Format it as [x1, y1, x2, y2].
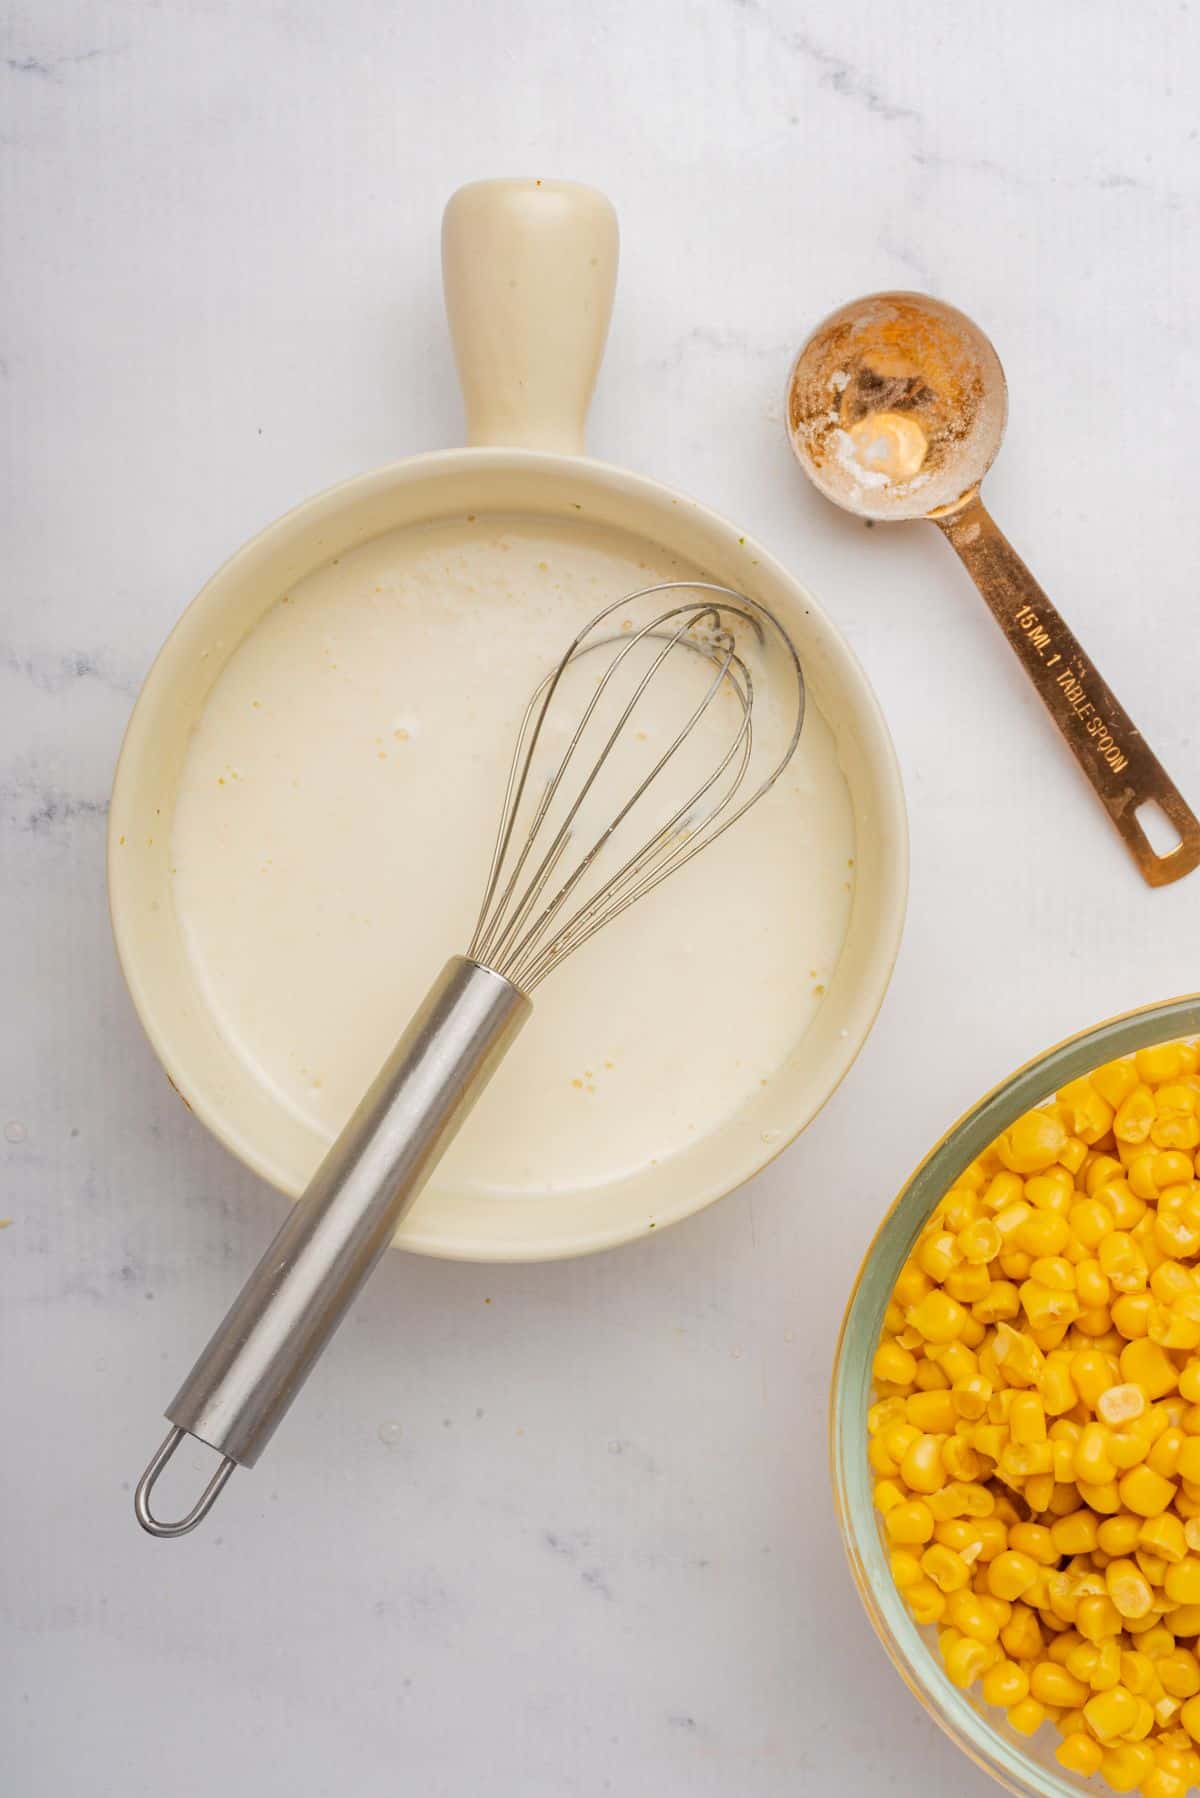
[134, 957, 529, 1537]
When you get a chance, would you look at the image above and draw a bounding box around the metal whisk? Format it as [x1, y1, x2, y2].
[134, 582, 804, 1537]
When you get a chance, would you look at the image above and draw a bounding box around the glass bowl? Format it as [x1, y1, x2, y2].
[830, 996, 1200, 1796]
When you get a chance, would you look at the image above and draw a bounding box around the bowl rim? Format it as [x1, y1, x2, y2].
[108, 444, 910, 1262]
[830, 993, 1200, 1797]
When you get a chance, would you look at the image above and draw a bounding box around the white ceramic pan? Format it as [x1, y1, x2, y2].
[109, 178, 907, 1263]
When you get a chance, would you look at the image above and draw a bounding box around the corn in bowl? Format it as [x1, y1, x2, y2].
[832, 1002, 1200, 1798]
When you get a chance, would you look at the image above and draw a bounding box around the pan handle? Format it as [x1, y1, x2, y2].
[442, 178, 618, 457]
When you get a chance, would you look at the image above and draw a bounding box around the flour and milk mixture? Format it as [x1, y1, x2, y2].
[171, 516, 856, 1200]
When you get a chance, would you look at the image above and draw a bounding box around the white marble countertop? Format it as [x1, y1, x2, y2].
[4, 3, 1200, 1793]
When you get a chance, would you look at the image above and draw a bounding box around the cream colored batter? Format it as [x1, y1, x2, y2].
[170, 515, 855, 1200]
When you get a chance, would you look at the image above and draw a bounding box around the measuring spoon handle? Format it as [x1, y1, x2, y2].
[933, 494, 1200, 888]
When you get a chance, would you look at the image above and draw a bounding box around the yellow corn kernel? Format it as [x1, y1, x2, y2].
[1120, 1464, 1179, 1517]
[940, 1191, 980, 1233]
[915, 1229, 958, 1281]
[1005, 1523, 1053, 1566]
[927, 1483, 970, 1522]
[1078, 1479, 1123, 1514]
[1056, 1731, 1103, 1776]
[1034, 1256, 1078, 1291]
[1115, 1084, 1157, 1145]
[1059, 1074, 1117, 1144]
[1140, 1624, 1176, 1660]
[943, 1264, 992, 1305]
[1072, 1348, 1117, 1406]
[1088, 1152, 1127, 1193]
[913, 1357, 952, 1391]
[940, 1436, 981, 1483]
[1015, 1210, 1071, 1258]
[905, 1390, 958, 1434]
[1083, 1682, 1141, 1741]
[1152, 1089, 1200, 1153]
[971, 1422, 1006, 1463]
[886, 1500, 935, 1545]
[1075, 1422, 1117, 1486]
[1142, 1768, 1189, 1798]
[1001, 1604, 1044, 1662]
[1158, 1650, 1200, 1700]
[1182, 1446, 1200, 1493]
[1099, 1180, 1148, 1231]
[1019, 1281, 1081, 1332]
[1165, 1559, 1200, 1605]
[1092, 1060, 1139, 1109]
[882, 1421, 921, 1464]
[1106, 1558, 1156, 1620]
[938, 1340, 978, 1384]
[908, 1290, 969, 1345]
[1152, 1297, 1200, 1352]
[952, 1375, 991, 1421]
[1100, 1742, 1156, 1793]
[868, 1436, 900, 1478]
[1141, 1514, 1189, 1565]
[873, 1480, 907, 1514]
[994, 1201, 1033, 1243]
[1179, 1695, 1200, 1744]
[1180, 1365, 1200, 1408]
[1113, 1292, 1155, 1340]
[920, 1543, 971, 1593]
[894, 1260, 932, 1307]
[1073, 1305, 1115, 1338]
[1052, 1510, 1100, 1556]
[1100, 1231, 1150, 1294]
[977, 1592, 1012, 1631]
[868, 1396, 907, 1435]
[982, 1170, 1024, 1212]
[980, 1658, 1028, 1708]
[1006, 1393, 1045, 1447]
[1059, 1136, 1089, 1175]
[1065, 1639, 1100, 1683]
[1053, 1439, 1078, 1484]
[1121, 1648, 1156, 1694]
[1075, 1258, 1112, 1311]
[1154, 1261, 1199, 1305]
[1070, 1198, 1116, 1250]
[905, 1578, 947, 1624]
[942, 1632, 991, 1689]
[1077, 1594, 1124, 1642]
[946, 1589, 1001, 1644]
[972, 1282, 1021, 1325]
[934, 1518, 977, 1553]
[1168, 1604, 1200, 1636]
[899, 1435, 947, 1496]
[987, 1550, 1039, 1602]
[1149, 1429, 1185, 1483]
[1139, 1044, 1189, 1084]
[1121, 1337, 1180, 1399]
[889, 1548, 923, 1590]
[1099, 1512, 1142, 1555]
[1092, 1637, 1124, 1689]
[1030, 1661, 1091, 1709]
[872, 1340, 918, 1386]
[1036, 1361, 1074, 1421]
[957, 1217, 1002, 1265]
[1006, 1697, 1046, 1736]
[992, 1323, 1044, 1387]
[1048, 1478, 1083, 1515]
[999, 1110, 1067, 1174]
[1098, 1383, 1148, 1428]
[1025, 1471, 1056, 1514]
[1000, 1441, 1054, 1480]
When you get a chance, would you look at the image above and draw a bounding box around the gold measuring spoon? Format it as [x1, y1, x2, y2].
[787, 291, 1200, 887]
